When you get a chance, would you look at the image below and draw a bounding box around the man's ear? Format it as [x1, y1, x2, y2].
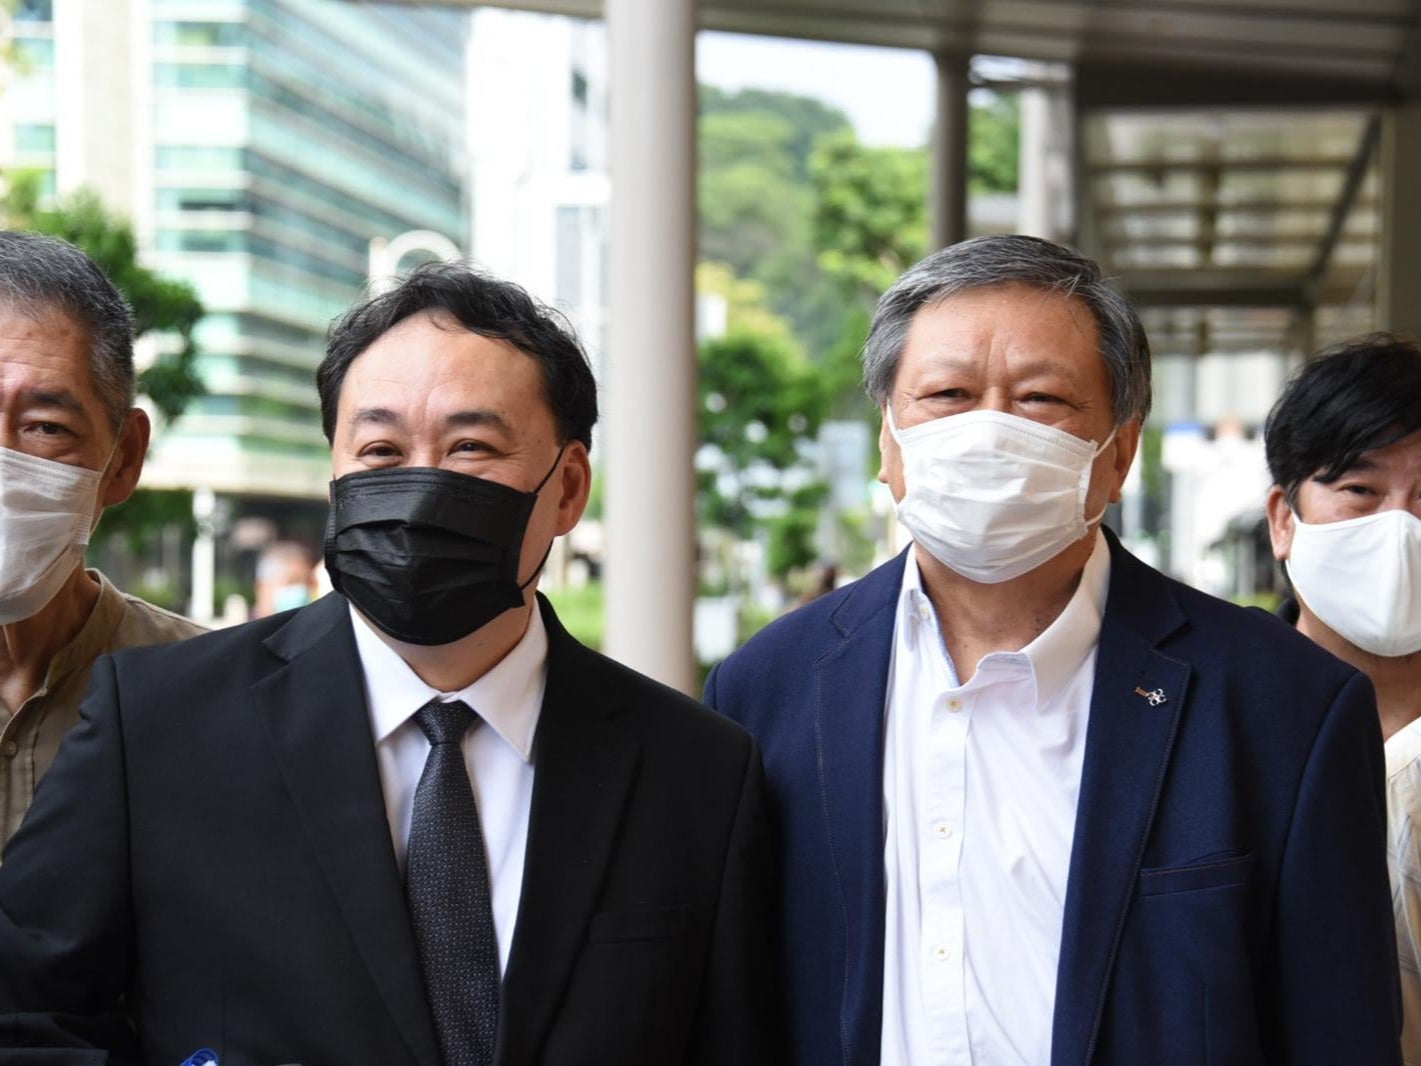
[877, 403, 894, 486]
[1265, 485, 1295, 561]
[1106, 420, 1143, 503]
[554, 439, 592, 536]
[98, 408, 151, 511]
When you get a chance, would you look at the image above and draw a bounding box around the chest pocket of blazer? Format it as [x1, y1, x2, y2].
[1138, 852, 1254, 897]
[587, 904, 690, 944]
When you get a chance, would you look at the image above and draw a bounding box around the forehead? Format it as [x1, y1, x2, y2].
[897, 282, 1106, 383]
[336, 310, 552, 427]
[0, 303, 95, 382]
[1324, 427, 1421, 478]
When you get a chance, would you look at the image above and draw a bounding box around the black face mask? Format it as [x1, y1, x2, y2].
[323, 451, 563, 646]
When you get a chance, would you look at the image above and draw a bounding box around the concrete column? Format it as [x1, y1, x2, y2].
[190, 487, 216, 625]
[603, 0, 697, 693]
[1379, 102, 1421, 339]
[1018, 66, 1074, 241]
[930, 51, 970, 250]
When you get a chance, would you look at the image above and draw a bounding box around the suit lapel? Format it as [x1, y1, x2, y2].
[815, 553, 905, 1066]
[1051, 535, 1191, 1066]
[253, 594, 441, 1066]
[496, 596, 640, 1064]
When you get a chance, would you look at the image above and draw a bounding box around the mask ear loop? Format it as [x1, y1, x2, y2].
[517, 442, 571, 591]
[1084, 425, 1122, 527]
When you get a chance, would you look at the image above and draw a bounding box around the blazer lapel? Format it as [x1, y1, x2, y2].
[253, 594, 441, 1066]
[496, 596, 640, 1064]
[815, 553, 905, 1066]
[1051, 535, 1191, 1066]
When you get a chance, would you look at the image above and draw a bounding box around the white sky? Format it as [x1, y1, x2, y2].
[695, 31, 935, 149]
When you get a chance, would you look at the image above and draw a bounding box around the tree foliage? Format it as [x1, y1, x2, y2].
[810, 130, 929, 303]
[970, 91, 1020, 194]
[2, 177, 206, 422]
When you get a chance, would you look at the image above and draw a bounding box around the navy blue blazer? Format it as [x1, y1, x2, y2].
[706, 531, 1401, 1066]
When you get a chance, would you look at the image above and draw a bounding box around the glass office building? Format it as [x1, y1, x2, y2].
[144, 0, 468, 500]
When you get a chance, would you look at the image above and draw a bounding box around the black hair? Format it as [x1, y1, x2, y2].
[0, 230, 136, 429]
[1264, 333, 1421, 506]
[318, 260, 598, 449]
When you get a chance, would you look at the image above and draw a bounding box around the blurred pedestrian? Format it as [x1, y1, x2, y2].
[0, 231, 203, 850]
[1265, 333, 1421, 1065]
[252, 540, 315, 618]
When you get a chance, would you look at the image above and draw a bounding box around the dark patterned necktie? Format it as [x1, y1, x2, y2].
[405, 698, 500, 1066]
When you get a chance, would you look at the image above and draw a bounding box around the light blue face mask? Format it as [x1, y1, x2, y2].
[272, 583, 313, 613]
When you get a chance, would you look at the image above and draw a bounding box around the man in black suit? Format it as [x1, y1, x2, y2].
[0, 262, 775, 1066]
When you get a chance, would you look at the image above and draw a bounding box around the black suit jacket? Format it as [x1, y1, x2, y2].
[0, 593, 775, 1066]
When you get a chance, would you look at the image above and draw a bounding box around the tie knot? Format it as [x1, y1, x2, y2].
[415, 699, 476, 746]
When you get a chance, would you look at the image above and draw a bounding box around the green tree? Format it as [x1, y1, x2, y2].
[810, 129, 929, 304]
[697, 328, 831, 576]
[698, 87, 854, 352]
[2, 178, 206, 422]
[700, 85, 851, 180]
[969, 90, 1020, 194]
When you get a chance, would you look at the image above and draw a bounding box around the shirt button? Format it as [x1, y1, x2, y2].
[934, 944, 950, 961]
[1, 741, 16, 758]
[917, 603, 931, 621]
[935, 822, 953, 839]
[946, 698, 963, 713]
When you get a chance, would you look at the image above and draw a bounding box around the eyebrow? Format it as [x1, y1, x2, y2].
[24, 388, 89, 417]
[349, 406, 512, 434]
[443, 408, 511, 434]
[921, 354, 1082, 382]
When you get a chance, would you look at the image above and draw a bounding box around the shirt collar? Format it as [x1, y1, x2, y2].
[351, 604, 547, 762]
[43, 569, 127, 690]
[898, 530, 1112, 706]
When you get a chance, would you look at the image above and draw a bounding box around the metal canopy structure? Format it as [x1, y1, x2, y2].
[422, 0, 1421, 355]
[433, 0, 1421, 97]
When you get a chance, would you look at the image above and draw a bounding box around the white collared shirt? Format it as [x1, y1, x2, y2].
[879, 531, 1111, 1066]
[351, 605, 547, 974]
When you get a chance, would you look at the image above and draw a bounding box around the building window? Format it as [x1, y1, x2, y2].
[154, 21, 247, 48]
[15, 0, 53, 22]
[14, 124, 55, 153]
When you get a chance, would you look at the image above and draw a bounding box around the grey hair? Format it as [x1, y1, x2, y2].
[863, 234, 1152, 427]
[0, 231, 136, 431]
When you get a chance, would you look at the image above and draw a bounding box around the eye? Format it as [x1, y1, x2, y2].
[1022, 392, 1067, 405]
[356, 441, 401, 461]
[452, 439, 492, 454]
[31, 421, 70, 436]
[1339, 482, 1377, 497]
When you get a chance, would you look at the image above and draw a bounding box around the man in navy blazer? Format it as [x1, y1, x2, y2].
[706, 235, 1400, 1066]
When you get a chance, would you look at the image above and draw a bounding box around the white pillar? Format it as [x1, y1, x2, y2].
[1018, 67, 1074, 241]
[603, 0, 697, 693]
[1379, 102, 1421, 339]
[190, 486, 216, 625]
[930, 51, 969, 250]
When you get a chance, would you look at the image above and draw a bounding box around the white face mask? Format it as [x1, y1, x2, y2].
[888, 407, 1116, 584]
[0, 445, 105, 625]
[1286, 508, 1421, 658]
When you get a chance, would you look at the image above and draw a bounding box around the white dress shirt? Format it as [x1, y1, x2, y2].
[350, 605, 546, 974]
[880, 531, 1111, 1066]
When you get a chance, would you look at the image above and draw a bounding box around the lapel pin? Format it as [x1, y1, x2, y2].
[1134, 686, 1167, 707]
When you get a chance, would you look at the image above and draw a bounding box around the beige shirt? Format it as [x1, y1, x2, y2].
[0, 569, 206, 846]
[1387, 714, 1421, 1066]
